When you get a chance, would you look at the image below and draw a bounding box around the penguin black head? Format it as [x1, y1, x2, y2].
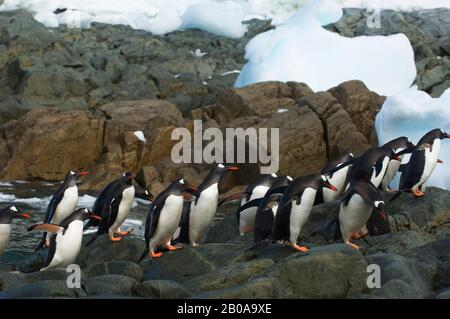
[214, 163, 239, 175]
[0, 205, 31, 224]
[320, 175, 338, 191]
[419, 129, 450, 145]
[64, 208, 102, 224]
[383, 136, 415, 152]
[168, 178, 198, 195]
[121, 172, 134, 185]
[64, 170, 89, 185]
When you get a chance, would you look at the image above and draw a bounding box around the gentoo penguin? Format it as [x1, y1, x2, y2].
[28, 208, 101, 270]
[338, 181, 386, 249]
[253, 175, 293, 243]
[317, 153, 355, 203]
[271, 174, 337, 252]
[36, 170, 88, 252]
[85, 172, 140, 245]
[139, 179, 196, 260]
[235, 173, 278, 235]
[380, 137, 415, 192]
[176, 164, 238, 246]
[0, 206, 30, 256]
[346, 146, 401, 188]
[398, 129, 450, 197]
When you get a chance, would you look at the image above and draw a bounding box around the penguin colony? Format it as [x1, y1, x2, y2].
[0, 128, 448, 271]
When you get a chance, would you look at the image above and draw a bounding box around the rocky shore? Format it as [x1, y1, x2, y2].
[1, 187, 450, 299]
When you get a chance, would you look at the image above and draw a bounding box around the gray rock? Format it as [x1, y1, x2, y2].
[369, 279, 425, 299]
[85, 260, 144, 282]
[0, 280, 86, 298]
[363, 230, 435, 256]
[265, 244, 368, 298]
[24, 269, 82, 284]
[184, 259, 274, 294]
[136, 280, 192, 299]
[85, 275, 138, 296]
[192, 277, 289, 299]
[365, 253, 434, 297]
[0, 271, 26, 291]
[435, 288, 450, 299]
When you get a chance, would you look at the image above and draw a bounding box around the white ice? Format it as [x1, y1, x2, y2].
[1, 0, 449, 38]
[375, 87, 450, 190]
[134, 131, 147, 143]
[235, 0, 416, 96]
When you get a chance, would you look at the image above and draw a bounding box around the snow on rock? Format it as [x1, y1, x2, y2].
[375, 87, 450, 190]
[2, 0, 449, 38]
[235, 0, 416, 96]
[134, 131, 147, 143]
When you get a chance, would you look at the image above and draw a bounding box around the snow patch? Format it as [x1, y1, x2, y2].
[375, 87, 450, 190]
[235, 0, 416, 96]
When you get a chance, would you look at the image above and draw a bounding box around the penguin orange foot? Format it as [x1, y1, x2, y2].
[292, 243, 309, 253]
[109, 235, 122, 242]
[351, 230, 368, 240]
[166, 244, 182, 251]
[346, 242, 360, 250]
[115, 229, 133, 237]
[412, 189, 426, 197]
[150, 251, 163, 258]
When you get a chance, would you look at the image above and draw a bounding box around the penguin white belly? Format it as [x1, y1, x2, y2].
[189, 183, 219, 244]
[339, 194, 372, 242]
[43, 220, 84, 270]
[150, 195, 184, 250]
[417, 140, 441, 187]
[289, 188, 316, 243]
[111, 186, 135, 232]
[51, 186, 78, 224]
[240, 185, 269, 206]
[323, 166, 349, 202]
[238, 206, 258, 235]
[371, 157, 390, 188]
[0, 224, 12, 255]
[382, 159, 402, 191]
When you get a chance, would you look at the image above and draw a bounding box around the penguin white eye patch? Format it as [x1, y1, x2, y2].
[70, 170, 76, 175]
[218, 163, 225, 169]
[180, 179, 185, 184]
[11, 206, 18, 212]
[374, 201, 384, 208]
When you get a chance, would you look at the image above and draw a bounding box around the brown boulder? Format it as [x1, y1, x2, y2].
[0, 108, 104, 181]
[328, 80, 384, 145]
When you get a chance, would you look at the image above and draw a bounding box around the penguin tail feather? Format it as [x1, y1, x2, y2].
[34, 232, 47, 253]
[84, 234, 98, 247]
[248, 239, 272, 251]
[138, 247, 149, 263]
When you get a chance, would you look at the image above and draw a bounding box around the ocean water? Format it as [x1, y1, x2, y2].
[0, 181, 148, 253]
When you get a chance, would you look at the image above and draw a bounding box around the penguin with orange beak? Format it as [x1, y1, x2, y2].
[0, 205, 30, 256]
[175, 163, 239, 246]
[29, 208, 101, 270]
[271, 174, 337, 252]
[35, 170, 89, 252]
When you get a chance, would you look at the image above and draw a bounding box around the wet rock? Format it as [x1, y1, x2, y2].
[0, 280, 86, 298]
[85, 260, 144, 282]
[85, 274, 138, 296]
[136, 280, 192, 299]
[183, 259, 274, 294]
[265, 244, 368, 298]
[0, 271, 26, 291]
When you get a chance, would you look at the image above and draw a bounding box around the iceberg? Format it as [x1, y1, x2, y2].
[375, 87, 450, 190]
[235, 0, 416, 96]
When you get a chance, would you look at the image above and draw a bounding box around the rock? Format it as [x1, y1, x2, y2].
[0, 280, 86, 298]
[204, 214, 240, 244]
[265, 244, 368, 298]
[328, 80, 382, 145]
[77, 237, 146, 268]
[85, 274, 138, 296]
[136, 280, 192, 299]
[297, 92, 373, 158]
[369, 279, 425, 299]
[386, 187, 450, 229]
[0, 271, 26, 291]
[0, 108, 104, 181]
[192, 277, 289, 299]
[366, 253, 434, 298]
[24, 269, 80, 284]
[184, 259, 274, 294]
[363, 230, 435, 256]
[85, 260, 144, 282]
[435, 288, 450, 299]
[140, 244, 248, 283]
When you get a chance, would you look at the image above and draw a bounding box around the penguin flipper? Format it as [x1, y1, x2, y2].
[35, 232, 48, 253]
[138, 246, 149, 263]
[175, 201, 191, 244]
[218, 192, 247, 207]
[44, 187, 65, 224]
[28, 223, 64, 234]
